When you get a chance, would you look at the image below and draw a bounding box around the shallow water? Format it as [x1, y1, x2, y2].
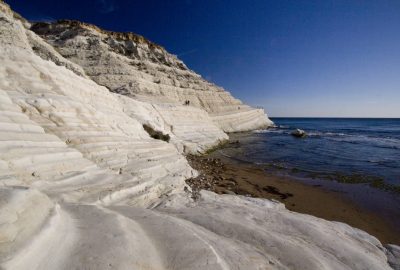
[223, 118, 400, 188]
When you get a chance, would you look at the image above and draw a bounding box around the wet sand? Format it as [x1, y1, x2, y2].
[186, 154, 400, 245]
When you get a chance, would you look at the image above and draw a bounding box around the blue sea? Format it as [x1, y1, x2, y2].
[222, 118, 400, 188]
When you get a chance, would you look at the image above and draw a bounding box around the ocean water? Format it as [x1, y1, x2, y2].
[222, 118, 400, 188]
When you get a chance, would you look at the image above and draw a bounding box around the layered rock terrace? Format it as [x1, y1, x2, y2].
[0, 1, 398, 269]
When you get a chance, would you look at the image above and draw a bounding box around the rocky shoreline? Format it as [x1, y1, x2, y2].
[186, 153, 292, 199]
[186, 149, 400, 245]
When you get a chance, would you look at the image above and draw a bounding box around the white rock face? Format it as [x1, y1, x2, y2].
[0, 2, 398, 269]
[0, 3, 195, 207]
[29, 20, 234, 153]
[31, 20, 274, 132]
[117, 95, 228, 153]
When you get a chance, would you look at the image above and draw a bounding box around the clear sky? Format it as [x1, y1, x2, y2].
[6, 0, 400, 117]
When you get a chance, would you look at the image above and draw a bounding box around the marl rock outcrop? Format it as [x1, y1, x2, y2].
[31, 20, 273, 133]
[0, 1, 398, 269]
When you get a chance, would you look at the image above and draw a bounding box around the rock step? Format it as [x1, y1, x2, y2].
[0, 131, 61, 142]
[0, 103, 22, 113]
[0, 114, 34, 125]
[41, 171, 126, 199]
[0, 121, 45, 133]
[97, 169, 190, 206]
[9, 152, 88, 170]
[212, 108, 270, 132]
[123, 155, 187, 175]
[0, 92, 101, 184]
[13, 156, 95, 178]
[73, 140, 168, 153]
[0, 140, 67, 149]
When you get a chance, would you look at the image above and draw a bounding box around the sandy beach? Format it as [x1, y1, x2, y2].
[186, 153, 400, 245]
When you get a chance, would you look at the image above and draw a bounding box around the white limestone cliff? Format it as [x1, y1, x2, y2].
[30, 19, 273, 133]
[0, 1, 398, 269]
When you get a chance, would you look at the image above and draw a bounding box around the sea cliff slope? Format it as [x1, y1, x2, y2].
[30, 19, 273, 133]
[0, 1, 398, 269]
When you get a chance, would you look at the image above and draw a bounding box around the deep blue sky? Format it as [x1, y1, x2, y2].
[6, 0, 400, 117]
